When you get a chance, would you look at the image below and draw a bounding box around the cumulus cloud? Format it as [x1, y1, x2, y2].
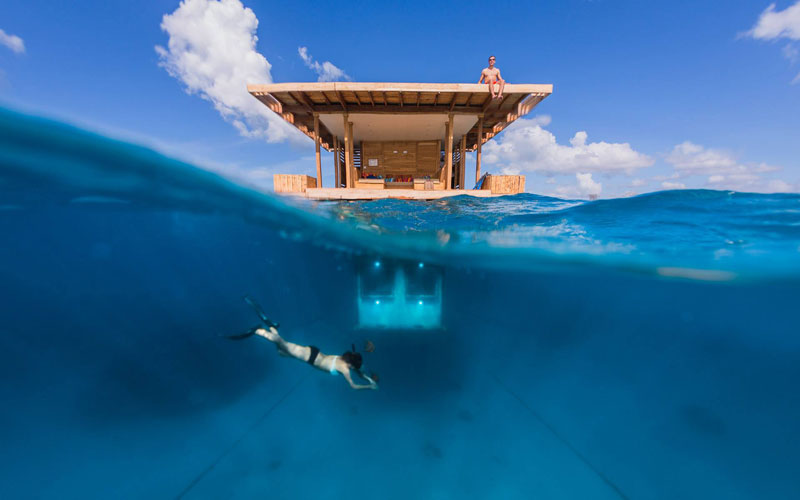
[745, 2, 800, 83]
[483, 115, 654, 176]
[665, 141, 795, 193]
[746, 2, 800, 40]
[576, 173, 602, 196]
[155, 0, 297, 143]
[0, 29, 25, 54]
[298, 46, 350, 82]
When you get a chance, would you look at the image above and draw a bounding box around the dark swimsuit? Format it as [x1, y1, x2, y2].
[307, 345, 320, 366]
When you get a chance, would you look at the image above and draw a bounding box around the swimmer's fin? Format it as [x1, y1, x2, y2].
[243, 295, 280, 330]
[224, 325, 260, 340]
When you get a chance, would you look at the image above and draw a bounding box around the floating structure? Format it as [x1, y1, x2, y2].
[248, 82, 552, 200]
[356, 257, 443, 329]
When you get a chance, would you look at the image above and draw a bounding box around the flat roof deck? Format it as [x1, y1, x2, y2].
[247, 82, 552, 150]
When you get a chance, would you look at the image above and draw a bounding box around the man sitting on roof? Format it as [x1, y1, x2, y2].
[479, 55, 505, 100]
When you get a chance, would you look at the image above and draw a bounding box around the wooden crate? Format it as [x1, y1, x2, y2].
[482, 175, 526, 194]
[273, 174, 317, 193]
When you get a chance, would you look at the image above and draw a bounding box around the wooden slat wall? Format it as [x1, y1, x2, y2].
[482, 174, 525, 194]
[360, 140, 441, 178]
[273, 174, 317, 193]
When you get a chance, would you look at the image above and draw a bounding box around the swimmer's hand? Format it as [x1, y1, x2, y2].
[363, 374, 379, 390]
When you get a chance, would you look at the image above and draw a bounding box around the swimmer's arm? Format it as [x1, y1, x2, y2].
[343, 369, 378, 390]
[496, 69, 503, 82]
[478, 71, 485, 84]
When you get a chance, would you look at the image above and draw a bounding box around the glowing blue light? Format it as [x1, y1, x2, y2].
[374, 261, 381, 268]
[418, 300, 424, 305]
[418, 262, 424, 268]
[375, 300, 380, 305]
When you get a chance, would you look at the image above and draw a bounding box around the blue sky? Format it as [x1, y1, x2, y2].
[1, 0, 799, 198]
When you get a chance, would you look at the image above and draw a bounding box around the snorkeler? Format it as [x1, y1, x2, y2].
[226, 296, 379, 391]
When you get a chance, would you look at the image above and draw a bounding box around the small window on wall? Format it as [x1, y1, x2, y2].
[368, 158, 379, 167]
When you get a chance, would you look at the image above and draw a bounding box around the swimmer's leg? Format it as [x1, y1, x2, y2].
[254, 329, 309, 361]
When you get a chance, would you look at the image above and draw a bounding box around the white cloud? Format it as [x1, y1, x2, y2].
[155, 0, 298, 143]
[746, 2, 800, 40]
[0, 29, 25, 54]
[576, 173, 602, 196]
[483, 116, 654, 176]
[298, 46, 350, 82]
[665, 141, 737, 174]
[745, 2, 800, 83]
[665, 142, 780, 176]
[665, 141, 795, 193]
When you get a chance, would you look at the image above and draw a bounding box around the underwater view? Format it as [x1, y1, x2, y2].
[2, 106, 800, 499]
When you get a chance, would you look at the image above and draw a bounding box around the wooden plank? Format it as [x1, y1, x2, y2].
[294, 91, 317, 113]
[334, 90, 348, 111]
[302, 188, 496, 201]
[248, 82, 554, 94]
[459, 135, 466, 189]
[314, 113, 322, 188]
[343, 114, 352, 188]
[481, 94, 494, 113]
[274, 174, 316, 193]
[367, 91, 375, 106]
[333, 136, 340, 188]
[348, 121, 355, 188]
[281, 104, 485, 114]
[445, 113, 454, 190]
[476, 117, 483, 184]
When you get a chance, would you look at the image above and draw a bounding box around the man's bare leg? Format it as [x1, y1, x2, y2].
[497, 79, 505, 100]
[487, 81, 497, 99]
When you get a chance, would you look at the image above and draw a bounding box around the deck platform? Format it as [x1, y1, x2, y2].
[300, 188, 494, 200]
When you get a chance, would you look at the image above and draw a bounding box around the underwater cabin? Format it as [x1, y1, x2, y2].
[247, 82, 552, 200]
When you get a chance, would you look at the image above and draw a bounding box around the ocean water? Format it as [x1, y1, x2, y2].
[1, 106, 799, 499]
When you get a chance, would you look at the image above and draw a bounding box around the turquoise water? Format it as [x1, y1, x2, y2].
[1, 107, 799, 499]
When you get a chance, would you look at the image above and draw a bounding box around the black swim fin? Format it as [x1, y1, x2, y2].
[224, 325, 261, 340]
[243, 295, 280, 330]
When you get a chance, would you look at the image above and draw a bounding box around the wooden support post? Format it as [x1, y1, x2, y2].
[459, 135, 467, 189]
[314, 113, 322, 188]
[476, 116, 484, 185]
[333, 136, 340, 188]
[348, 121, 355, 188]
[445, 113, 454, 190]
[343, 114, 352, 188]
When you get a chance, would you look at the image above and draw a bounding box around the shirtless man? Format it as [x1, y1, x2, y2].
[479, 55, 505, 100]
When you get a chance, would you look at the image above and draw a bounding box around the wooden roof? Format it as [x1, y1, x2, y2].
[247, 82, 552, 152]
